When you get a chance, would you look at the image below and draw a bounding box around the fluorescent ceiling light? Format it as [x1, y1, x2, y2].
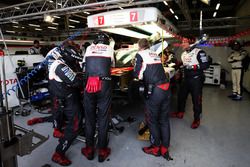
[28, 24, 40, 27]
[163, 1, 168, 6]
[135, 22, 173, 38]
[169, 8, 174, 14]
[21, 27, 25, 29]
[6, 30, 15, 33]
[101, 28, 149, 39]
[48, 0, 53, 3]
[0, 39, 45, 44]
[69, 25, 75, 28]
[53, 16, 61, 18]
[213, 12, 217, 17]
[14, 7, 20, 10]
[69, 19, 80, 23]
[44, 14, 54, 22]
[12, 21, 19, 24]
[200, 0, 210, 5]
[175, 15, 179, 20]
[52, 22, 59, 25]
[216, 3, 220, 10]
[48, 26, 57, 30]
[119, 6, 124, 10]
[13, 26, 19, 28]
[84, 11, 90, 15]
[35, 28, 42, 31]
[57, 3, 62, 6]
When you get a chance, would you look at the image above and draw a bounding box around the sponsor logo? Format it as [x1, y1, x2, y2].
[149, 52, 157, 57]
[61, 66, 76, 81]
[0, 78, 18, 85]
[90, 45, 107, 50]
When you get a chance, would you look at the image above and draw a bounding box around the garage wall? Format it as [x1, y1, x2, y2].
[202, 46, 232, 81]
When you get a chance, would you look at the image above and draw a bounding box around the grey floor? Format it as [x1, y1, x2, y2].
[15, 86, 250, 167]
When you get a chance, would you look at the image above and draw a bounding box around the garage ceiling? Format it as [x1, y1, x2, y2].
[0, 0, 249, 40]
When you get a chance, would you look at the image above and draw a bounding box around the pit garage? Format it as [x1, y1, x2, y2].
[0, 0, 250, 167]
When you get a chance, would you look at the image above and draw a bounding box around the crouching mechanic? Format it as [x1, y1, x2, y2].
[134, 38, 172, 160]
[49, 44, 84, 166]
[171, 38, 209, 129]
[81, 33, 114, 162]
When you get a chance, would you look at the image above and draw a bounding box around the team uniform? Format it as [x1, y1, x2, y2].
[81, 33, 114, 163]
[50, 46, 83, 166]
[174, 48, 209, 128]
[134, 48, 172, 160]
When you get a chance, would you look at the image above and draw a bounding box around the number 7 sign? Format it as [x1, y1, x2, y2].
[98, 16, 104, 25]
[130, 11, 138, 22]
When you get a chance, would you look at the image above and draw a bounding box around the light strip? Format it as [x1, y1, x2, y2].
[213, 12, 217, 17]
[69, 19, 80, 23]
[101, 28, 149, 39]
[0, 39, 45, 44]
[14, 7, 20, 10]
[216, 3, 220, 10]
[12, 21, 19, 24]
[175, 15, 179, 20]
[13, 26, 19, 28]
[52, 22, 59, 25]
[53, 16, 61, 18]
[49, 0, 53, 3]
[84, 11, 90, 15]
[6, 30, 15, 33]
[35, 28, 42, 31]
[135, 22, 173, 38]
[69, 25, 75, 28]
[28, 24, 40, 27]
[119, 6, 124, 10]
[163, 1, 168, 6]
[48, 26, 57, 30]
[169, 8, 174, 14]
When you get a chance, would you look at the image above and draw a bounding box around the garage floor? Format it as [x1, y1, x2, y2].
[15, 85, 250, 167]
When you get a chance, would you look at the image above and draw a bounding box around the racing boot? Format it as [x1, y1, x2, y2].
[160, 145, 173, 161]
[52, 152, 71, 166]
[98, 147, 111, 162]
[81, 146, 95, 160]
[142, 145, 160, 157]
[53, 128, 64, 138]
[191, 119, 200, 129]
[27, 117, 44, 125]
[169, 112, 184, 119]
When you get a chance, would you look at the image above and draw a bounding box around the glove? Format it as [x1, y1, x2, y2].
[85, 76, 102, 93]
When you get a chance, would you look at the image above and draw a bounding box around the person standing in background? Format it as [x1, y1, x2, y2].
[228, 41, 248, 101]
[29, 40, 40, 54]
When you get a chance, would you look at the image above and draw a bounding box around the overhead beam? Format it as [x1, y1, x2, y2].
[0, 0, 172, 24]
[175, 0, 192, 28]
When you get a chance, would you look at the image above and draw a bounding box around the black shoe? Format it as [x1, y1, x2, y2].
[228, 94, 237, 98]
[232, 95, 242, 101]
